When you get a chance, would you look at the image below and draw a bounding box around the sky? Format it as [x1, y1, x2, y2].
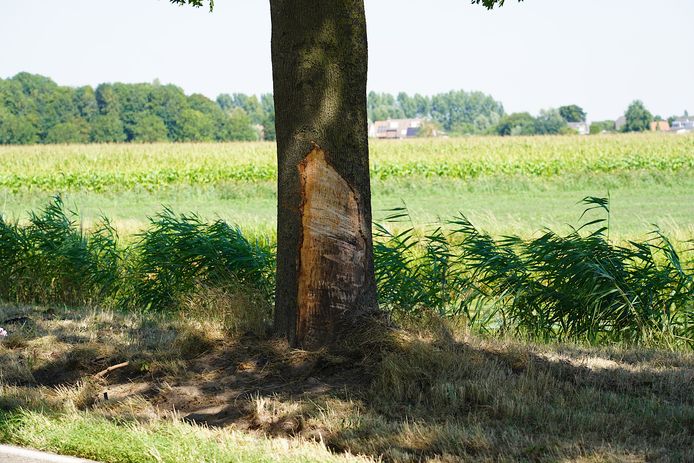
[0, 0, 692, 122]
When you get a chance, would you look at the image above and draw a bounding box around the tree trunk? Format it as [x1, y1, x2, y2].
[270, 0, 379, 349]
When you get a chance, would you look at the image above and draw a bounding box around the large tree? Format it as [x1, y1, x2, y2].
[558, 104, 586, 123]
[173, 0, 518, 348]
[623, 100, 653, 133]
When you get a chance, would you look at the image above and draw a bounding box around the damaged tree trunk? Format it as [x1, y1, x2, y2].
[270, 0, 379, 348]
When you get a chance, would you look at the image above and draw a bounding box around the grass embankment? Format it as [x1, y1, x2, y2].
[1, 304, 693, 462]
[1, 134, 692, 238]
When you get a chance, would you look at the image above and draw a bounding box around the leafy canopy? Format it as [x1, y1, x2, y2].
[170, 0, 213, 11]
[559, 105, 587, 123]
[472, 0, 522, 8]
[170, 0, 520, 12]
[624, 100, 653, 133]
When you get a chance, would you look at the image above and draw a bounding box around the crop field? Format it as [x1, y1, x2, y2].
[1, 133, 692, 239]
[1, 133, 693, 190]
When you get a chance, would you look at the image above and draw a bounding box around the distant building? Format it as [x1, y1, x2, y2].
[670, 116, 694, 134]
[369, 118, 422, 139]
[650, 120, 670, 132]
[567, 121, 589, 135]
[615, 116, 627, 132]
[253, 124, 265, 140]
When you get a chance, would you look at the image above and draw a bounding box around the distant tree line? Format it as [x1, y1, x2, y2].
[368, 92, 591, 136]
[368, 90, 506, 135]
[0, 73, 682, 144]
[0, 73, 275, 144]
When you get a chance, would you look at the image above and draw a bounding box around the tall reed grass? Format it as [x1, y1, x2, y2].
[0, 196, 119, 305]
[127, 208, 274, 310]
[0, 196, 691, 347]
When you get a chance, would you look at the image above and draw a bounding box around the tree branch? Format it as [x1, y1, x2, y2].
[169, 0, 214, 12]
[472, 0, 524, 9]
[93, 361, 130, 379]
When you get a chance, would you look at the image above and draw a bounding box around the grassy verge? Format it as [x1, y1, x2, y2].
[2, 172, 693, 239]
[0, 411, 367, 463]
[1, 304, 693, 462]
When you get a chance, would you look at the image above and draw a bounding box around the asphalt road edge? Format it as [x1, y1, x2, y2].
[0, 444, 98, 463]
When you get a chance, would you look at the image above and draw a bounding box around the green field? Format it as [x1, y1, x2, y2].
[1, 133, 693, 239]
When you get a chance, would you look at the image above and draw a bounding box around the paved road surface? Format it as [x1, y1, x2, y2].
[0, 445, 98, 463]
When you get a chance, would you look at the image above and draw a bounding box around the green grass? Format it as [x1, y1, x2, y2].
[2, 174, 692, 240]
[0, 410, 366, 463]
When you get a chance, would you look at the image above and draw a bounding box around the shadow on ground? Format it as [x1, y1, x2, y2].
[1, 305, 693, 462]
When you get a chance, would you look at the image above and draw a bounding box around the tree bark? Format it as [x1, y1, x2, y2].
[270, 0, 379, 349]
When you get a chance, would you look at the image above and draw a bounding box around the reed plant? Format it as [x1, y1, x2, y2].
[0, 196, 120, 305]
[0, 196, 691, 347]
[124, 208, 275, 311]
[374, 197, 693, 346]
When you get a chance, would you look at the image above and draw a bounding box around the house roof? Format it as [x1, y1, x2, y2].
[372, 118, 422, 128]
[650, 121, 670, 130]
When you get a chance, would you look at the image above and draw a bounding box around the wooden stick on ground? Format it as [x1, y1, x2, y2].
[93, 361, 130, 379]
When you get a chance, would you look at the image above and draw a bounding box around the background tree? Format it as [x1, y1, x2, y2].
[177, 109, 215, 141]
[558, 104, 586, 123]
[417, 119, 444, 138]
[0, 109, 38, 144]
[534, 108, 569, 135]
[224, 108, 259, 141]
[0, 74, 267, 144]
[128, 113, 168, 142]
[368, 92, 405, 121]
[73, 86, 98, 121]
[44, 120, 89, 144]
[397, 92, 418, 118]
[367, 90, 504, 135]
[259, 93, 276, 141]
[495, 112, 536, 136]
[90, 113, 126, 143]
[589, 120, 616, 134]
[623, 100, 653, 132]
[430, 90, 504, 135]
[95, 83, 120, 117]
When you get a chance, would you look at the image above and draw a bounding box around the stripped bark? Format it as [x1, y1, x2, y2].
[270, 0, 378, 348]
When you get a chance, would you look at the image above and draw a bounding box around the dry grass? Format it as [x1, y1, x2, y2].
[1, 303, 693, 462]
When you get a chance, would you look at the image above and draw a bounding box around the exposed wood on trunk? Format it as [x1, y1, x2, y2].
[296, 144, 367, 348]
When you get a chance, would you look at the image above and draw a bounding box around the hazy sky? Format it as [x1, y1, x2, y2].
[1, 0, 692, 121]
